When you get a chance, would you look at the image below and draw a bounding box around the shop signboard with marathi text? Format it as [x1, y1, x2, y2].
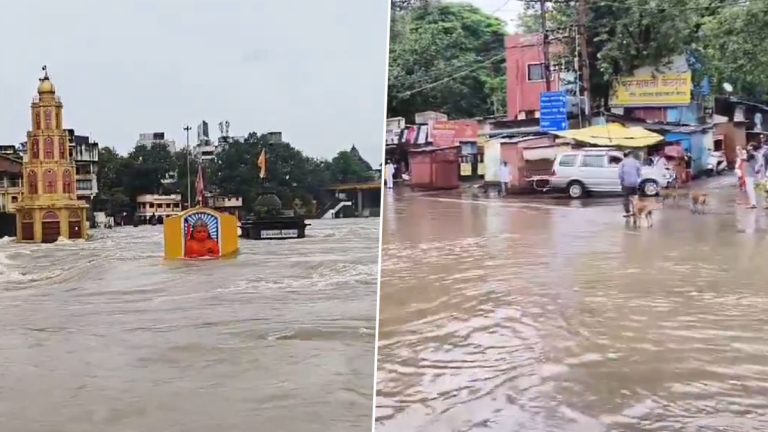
[610, 72, 692, 106]
[432, 120, 479, 147]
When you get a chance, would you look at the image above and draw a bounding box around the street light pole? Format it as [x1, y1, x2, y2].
[183, 125, 192, 209]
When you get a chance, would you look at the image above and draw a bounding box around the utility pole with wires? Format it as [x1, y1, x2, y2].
[577, 0, 591, 114]
[183, 125, 192, 209]
[539, 0, 552, 92]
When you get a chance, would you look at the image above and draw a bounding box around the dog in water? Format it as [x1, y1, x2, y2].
[659, 188, 692, 207]
[630, 195, 659, 228]
[690, 190, 708, 214]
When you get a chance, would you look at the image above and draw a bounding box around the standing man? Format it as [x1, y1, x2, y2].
[618, 151, 643, 217]
[384, 159, 395, 189]
[499, 160, 510, 197]
[744, 143, 762, 209]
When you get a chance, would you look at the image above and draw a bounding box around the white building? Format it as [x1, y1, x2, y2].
[67, 132, 99, 205]
[135, 193, 183, 222]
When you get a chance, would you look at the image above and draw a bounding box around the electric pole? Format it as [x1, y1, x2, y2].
[539, 0, 552, 92]
[578, 0, 590, 114]
[183, 125, 192, 209]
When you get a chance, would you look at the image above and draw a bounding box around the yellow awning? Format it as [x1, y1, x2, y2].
[550, 123, 663, 148]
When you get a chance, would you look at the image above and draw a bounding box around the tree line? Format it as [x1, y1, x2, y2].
[97, 132, 376, 216]
[389, 0, 768, 119]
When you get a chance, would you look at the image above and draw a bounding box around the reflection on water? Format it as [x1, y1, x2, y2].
[377, 190, 768, 432]
[0, 219, 378, 432]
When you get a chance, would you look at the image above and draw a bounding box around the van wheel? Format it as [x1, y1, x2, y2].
[641, 180, 659, 197]
[567, 181, 586, 199]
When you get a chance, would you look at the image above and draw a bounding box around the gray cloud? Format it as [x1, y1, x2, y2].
[0, 0, 390, 165]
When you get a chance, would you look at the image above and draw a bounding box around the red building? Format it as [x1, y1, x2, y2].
[504, 34, 562, 121]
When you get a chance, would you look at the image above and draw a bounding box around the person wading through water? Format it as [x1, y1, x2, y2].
[618, 150, 643, 217]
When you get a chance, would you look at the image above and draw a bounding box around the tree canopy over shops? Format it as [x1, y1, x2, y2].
[387, 1, 508, 120]
[389, 0, 768, 120]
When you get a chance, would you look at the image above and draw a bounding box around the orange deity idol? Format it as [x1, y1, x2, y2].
[185, 218, 220, 258]
[163, 208, 239, 259]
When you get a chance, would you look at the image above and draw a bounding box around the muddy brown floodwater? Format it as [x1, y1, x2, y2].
[377, 183, 768, 432]
[0, 219, 378, 432]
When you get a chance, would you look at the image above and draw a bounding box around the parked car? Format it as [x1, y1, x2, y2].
[549, 148, 673, 199]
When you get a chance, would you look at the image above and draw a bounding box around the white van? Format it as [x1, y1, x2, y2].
[549, 148, 672, 198]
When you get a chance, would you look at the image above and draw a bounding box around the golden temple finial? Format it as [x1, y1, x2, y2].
[37, 65, 55, 94]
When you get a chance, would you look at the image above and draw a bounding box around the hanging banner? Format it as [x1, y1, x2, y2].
[432, 121, 457, 147]
[610, 72, 692, 106]
[432, 120, 479, 147]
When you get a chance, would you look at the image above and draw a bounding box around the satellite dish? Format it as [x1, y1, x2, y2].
[723, 82, 734, 93]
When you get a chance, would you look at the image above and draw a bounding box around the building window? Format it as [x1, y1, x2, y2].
[527, 63, 547, 82]
[76, 180, 91, 191]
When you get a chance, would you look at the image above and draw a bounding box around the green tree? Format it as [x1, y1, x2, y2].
[96, 133, 374, 217]
[515, 0, 736, 108]
[123, 141, 174, 196]
[329, 150, 375, 184]
[699, 1, 768, 102]
[387, 2, 508, 120]
[96, 146, 132, 215]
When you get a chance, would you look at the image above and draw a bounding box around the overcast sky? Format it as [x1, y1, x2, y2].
[0, 0, 389, 165]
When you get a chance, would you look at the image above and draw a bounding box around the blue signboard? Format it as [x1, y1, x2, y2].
[539, 91, 568, 132]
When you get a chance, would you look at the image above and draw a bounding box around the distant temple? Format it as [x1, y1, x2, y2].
[15, 66, 89, 243]
[349, 144, 373, 172]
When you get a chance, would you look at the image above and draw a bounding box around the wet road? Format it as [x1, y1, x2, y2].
[377, 177, 768, 432]
[0, 219, 378, 432]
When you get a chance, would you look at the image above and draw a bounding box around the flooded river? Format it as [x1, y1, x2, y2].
[377, 186, 768, 432]
[0, 219, 378, 432]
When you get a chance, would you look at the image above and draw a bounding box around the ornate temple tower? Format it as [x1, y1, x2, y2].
[15, 67, 89, 243]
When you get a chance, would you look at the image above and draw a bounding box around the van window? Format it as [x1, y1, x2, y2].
[558, 154, 578, 167]
[580, 154, 606, 168]
[608, 155, 623, 166]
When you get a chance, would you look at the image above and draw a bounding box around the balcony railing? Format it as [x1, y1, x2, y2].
[0, 180, 22, 190]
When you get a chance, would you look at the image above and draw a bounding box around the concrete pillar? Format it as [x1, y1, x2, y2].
[357, 190, 363, 215]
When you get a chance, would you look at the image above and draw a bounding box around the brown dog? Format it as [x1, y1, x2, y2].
[690, 191, 708, 214]
[659, 188, 690, 206]
[630, 196, 658, 227]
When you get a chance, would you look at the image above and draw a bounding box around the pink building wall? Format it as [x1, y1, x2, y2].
[505, 34, 561, 120]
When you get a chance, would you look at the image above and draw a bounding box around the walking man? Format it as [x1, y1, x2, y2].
[618, 151, 643, 217]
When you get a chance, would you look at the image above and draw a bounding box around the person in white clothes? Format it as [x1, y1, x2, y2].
[385, 160, 395, 189]
[499, 161, 510, 196]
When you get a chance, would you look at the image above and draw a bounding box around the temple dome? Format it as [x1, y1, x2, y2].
[37, 77, 55, 94]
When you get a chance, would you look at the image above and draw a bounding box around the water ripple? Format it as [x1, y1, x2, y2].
[0, 218, 378, 432]
[377, 191, 768, 432]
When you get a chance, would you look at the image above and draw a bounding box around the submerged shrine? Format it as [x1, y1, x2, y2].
[16, 67, 89, 243]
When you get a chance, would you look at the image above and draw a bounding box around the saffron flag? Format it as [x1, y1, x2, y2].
[257, 149, 267, 179]
[195, 164, 205, 206]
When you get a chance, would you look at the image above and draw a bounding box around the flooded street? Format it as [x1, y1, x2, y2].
[377, 177, 768, 432]
[0, 219, 378, 432]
